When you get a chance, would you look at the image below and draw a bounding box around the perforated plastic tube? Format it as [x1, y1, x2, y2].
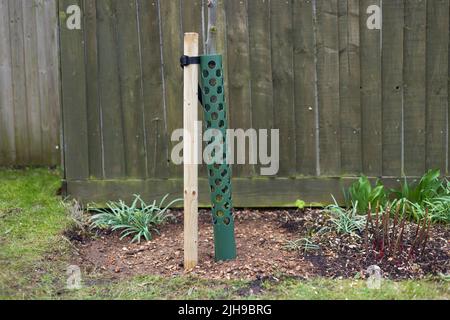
[199, 54, 236, 261]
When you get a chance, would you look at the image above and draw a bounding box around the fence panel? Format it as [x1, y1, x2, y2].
[0, 0, 60, 166]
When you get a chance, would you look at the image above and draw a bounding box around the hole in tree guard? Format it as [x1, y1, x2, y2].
[203, 70, 209, 78]
[209, 78, 217, 86]
[224, 217, 231, 225]
[208, 61, 216, 69]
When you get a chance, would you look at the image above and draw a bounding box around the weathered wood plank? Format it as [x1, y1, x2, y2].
[96, 0, 126, 178]
[270, 0, 296, 177]
[83, 0, 102, 178]
[36, 0, 59, 165]
[403, 0, 427, 176]
[339, 0, 362, 175]
[182, 0, 203, 53]
[182, 0, 206, 177]
[43, 0, 61, 165]
[67, 176, 412, 208]
[9, 0, 30, 165]
[160, 0, 183, 178]
[248, 0, 274, 176]
[316, 0, 341, 176]
[225, 0, 254, 177]
[382, 0, 404, 177]
[115, 0, 147, 178]
[136, 0, 168, 179]
[59, 0, 89, 179]
[293, 0, 317, 176]
[426, 0, 449, 173]
[360, 0, 382, 177]
[0, 0, 16, 165]
[23, 0, 43, 165]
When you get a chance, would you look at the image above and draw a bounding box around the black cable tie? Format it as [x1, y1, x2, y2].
[180, 55, 201, 69]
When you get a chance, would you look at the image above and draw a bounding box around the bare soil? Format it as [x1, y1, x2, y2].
[68, 210, 449, 281]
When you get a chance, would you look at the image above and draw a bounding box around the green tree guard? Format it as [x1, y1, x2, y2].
[200, 54, 236, 261]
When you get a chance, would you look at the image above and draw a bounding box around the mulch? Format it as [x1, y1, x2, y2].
[69, 209, 449, 281]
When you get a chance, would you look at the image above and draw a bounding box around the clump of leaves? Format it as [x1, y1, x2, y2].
[284, 237, 320, 255]
[344, 176, 387, 214]
[90, 194, 181, 243]
[390, 170, 450, 223]
[424, 197, 450, 224]
[392, 169, 443, 206]
[326, 197, 366, 235]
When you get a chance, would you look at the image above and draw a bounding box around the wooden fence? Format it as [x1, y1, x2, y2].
[0, 0, 61, 166]
[2, 0, 449, 205]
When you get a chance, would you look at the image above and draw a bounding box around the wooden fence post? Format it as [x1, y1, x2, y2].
[183, 32, 199, 270]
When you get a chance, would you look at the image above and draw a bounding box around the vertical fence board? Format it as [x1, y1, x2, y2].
[182, 0, 203, 52]
[270, 0, 296, 177]
[9, 0, 30, 165]
[160, 0, 183, 178]
[339, 0, 362, 175]
[37, 0, 57, 165]
[403, 0, 427, 176]
[247, 0, 273, 176]
[360, 0, 382, 177]
[293, 0, 317, 176]
[59, 0, 89, 179]
[23, 0, 43, 165]
[382, 0, 404, 177]
[225, 0, 253, 177]
[0, 0, 16, 164]
[96, 0, 126, 178]
[426, 0, 449, 173]
[316, 0, 341, 176]
[83, 0, 102, 178]
[137, 0, 169, 179]
[115, 0, 147, 178]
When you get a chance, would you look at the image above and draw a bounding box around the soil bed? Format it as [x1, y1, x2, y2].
[70, 210, 449, 281]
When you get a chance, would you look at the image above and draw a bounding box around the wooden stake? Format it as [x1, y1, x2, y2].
[183, 33, 199, 270]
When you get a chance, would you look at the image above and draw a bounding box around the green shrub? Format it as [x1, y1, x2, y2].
[344, 176, 387, 214]
[90, 194, 181, 243]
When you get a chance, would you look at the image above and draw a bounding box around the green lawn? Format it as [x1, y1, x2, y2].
[0, 168, 448, 300]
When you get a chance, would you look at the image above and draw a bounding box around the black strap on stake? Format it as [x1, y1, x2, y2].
[180, 55, 201, 68]
[180, 55, 203, 106]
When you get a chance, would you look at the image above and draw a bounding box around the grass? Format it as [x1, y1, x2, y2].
[0, 168, 448, 300]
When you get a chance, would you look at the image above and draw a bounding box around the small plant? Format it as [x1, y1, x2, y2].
[365, 204, 432, 262]
[284, 237, 320, 255]
[424, 197, 450, 224]
[90, 194, 181, 243]
[64, 199, 90, 233]
[326, 197, 366, 235]
[344, 176, 387, 214]
[391, 169, 443, 206]
[295, 199, 306, 210]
